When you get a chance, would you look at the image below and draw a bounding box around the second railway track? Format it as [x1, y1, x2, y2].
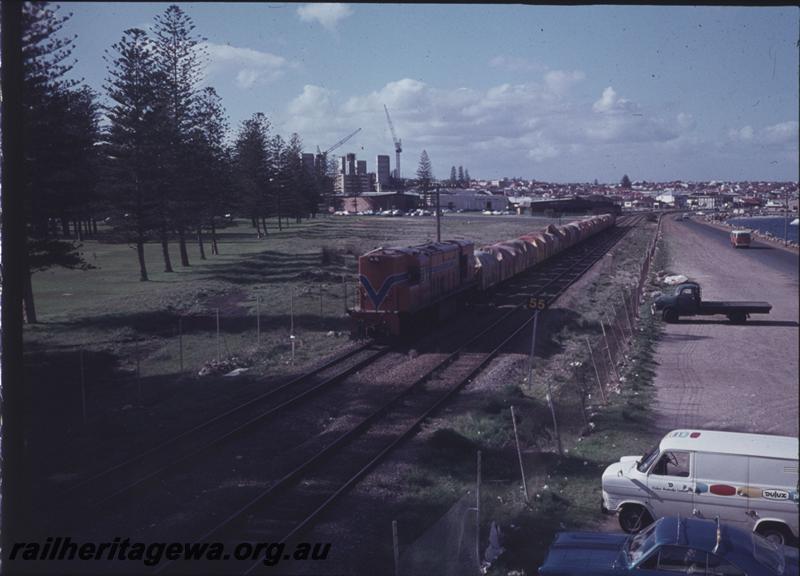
[152, 215, 643, 575]
[39, 216, 644, 575]
[53, 341, 391, 512]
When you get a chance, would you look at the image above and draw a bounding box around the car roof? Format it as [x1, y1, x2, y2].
[655, 517, 715, 549]
[649, 518, 770, 571]
[660, 429, 798, 460]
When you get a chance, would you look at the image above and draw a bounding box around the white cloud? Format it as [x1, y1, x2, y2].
[592, 86, 637, 114]
[527, 141, 560, 162]
[297, 3, 353, 32]
[676, 112, 695, 130]
[544, 70, 585, 95]
[762, 121, 798, 144]
[727, 121, 798, 148]
[288, 85, 335, 118]
[728, 125, 755, 141]
[203, 42, 295, 89]
[281, 72, 690, 178]
[489, 55, 546, 73]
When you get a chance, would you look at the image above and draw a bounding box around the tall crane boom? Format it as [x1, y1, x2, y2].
[325, 127, 362, 155]
[383, 104, 402, 180]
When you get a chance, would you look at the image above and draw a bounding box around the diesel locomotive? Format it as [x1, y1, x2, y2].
[349, 213, 616, 338]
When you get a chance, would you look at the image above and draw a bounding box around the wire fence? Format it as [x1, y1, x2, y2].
[546, 214, 664, 451]
[25, 275, 360, 431]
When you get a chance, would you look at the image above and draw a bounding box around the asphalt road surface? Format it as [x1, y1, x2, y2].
[681, 217, 800, 276]
[651, 216, 799, 437]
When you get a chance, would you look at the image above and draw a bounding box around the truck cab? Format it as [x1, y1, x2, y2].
[653, 282, 702, 321]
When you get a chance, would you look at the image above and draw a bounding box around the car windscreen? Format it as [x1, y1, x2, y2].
[626, 522, 658, 565]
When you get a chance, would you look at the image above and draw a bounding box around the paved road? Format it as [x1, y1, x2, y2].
[651, 217, 799, 437]
[682, 217, 799, 277]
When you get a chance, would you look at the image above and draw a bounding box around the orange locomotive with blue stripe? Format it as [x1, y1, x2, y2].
[351, 240, 475, 338]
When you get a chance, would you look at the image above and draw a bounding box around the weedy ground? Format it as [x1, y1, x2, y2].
[377, 219, 668, 574]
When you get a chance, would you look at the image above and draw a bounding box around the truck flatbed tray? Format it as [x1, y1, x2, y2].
[701, 301, 772, 312]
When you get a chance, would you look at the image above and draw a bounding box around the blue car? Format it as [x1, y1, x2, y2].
[539, 517, 799, 575]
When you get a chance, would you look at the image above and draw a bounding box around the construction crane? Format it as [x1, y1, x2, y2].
[315, 128, 362, 175]
[325, 127, 362, 155]
[383, 104, 402, 180]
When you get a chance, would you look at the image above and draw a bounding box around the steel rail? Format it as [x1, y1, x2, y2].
[58, 341, 386, 508]
[154, 215, 643, 575]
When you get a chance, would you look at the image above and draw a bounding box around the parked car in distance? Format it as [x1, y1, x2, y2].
[601, 429, 799, 546]
[538, 516, 799, 576]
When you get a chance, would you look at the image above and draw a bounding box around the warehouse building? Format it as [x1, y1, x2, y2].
[513, 195, 621, 216]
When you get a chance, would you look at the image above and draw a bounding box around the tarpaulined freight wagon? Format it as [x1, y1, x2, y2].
[349, 213, 616, 338]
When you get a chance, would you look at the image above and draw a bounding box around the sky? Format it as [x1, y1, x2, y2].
[61, 3, 799, 183]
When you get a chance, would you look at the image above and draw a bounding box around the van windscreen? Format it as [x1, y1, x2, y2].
[637, 444, 660, 473]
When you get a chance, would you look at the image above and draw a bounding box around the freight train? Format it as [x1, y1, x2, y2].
[349, 213, 616, 338]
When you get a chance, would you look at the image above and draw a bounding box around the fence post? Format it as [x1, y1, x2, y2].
[216, 308, 220, 363]
[510, 406, 529, 504]
[476, 450, 482, 574]
[290, 288, 295, 335]
[342, 275, 348, 315]
[585, 337, 606, 403]
[622, 294, 635, 337]
[527, 311, 539, 389]
[392, 520, 400, 576]
[600, 320, 620, 382]
[179, 316, 184, 372]
[607, 308, 626, 350]
[79, 349, 87, 426]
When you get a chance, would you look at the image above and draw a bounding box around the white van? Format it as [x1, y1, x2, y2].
[601, 429, 799, 546]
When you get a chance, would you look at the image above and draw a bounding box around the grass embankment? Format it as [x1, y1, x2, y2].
[390, 220, 668, 574]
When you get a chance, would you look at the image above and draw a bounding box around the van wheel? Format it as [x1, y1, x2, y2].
[662, 309, 678, 323]
[618, 504, 653, 533]
[756, 523, 795, 547]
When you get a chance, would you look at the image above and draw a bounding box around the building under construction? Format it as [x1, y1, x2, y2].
[334, 152, 375, 195]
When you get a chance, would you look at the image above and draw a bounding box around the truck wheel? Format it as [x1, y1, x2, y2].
[756, 523, 795, 547]
[618, 504, 653, 533]
[662, 309, 678, 323]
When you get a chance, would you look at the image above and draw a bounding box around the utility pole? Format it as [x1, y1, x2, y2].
[436, 186, 441, 243]
[785, 187, 790, 245]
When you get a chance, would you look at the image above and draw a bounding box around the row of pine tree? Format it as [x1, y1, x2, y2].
[21, 3, 333, 320]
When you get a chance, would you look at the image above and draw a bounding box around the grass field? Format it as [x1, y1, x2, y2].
[23, 212, 570, 473]
[25, 213, 566, 353]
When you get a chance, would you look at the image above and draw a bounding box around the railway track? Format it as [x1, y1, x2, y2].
[153, 215, 644, 575]
[34, 215, 643, 576]
[53, 341, 392, 512]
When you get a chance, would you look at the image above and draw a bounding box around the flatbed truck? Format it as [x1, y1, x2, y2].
[652, 282, 772, 323]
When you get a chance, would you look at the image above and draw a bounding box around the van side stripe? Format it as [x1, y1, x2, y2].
[360, 273, 408, 310]
[630, 478, 662, 501]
